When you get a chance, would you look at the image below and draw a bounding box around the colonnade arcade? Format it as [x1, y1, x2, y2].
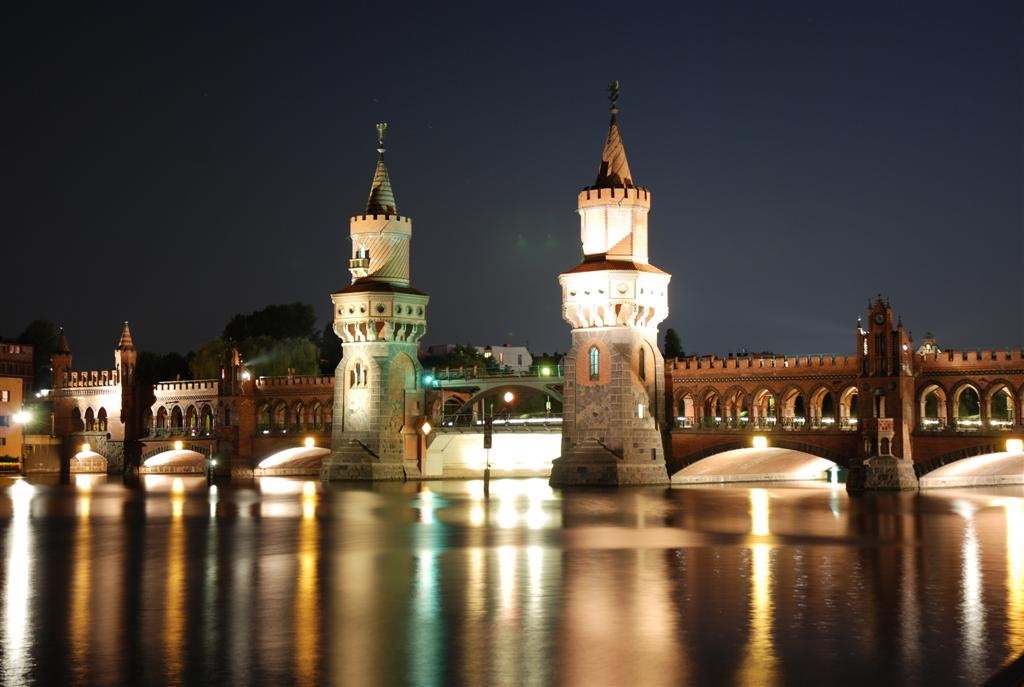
[917, 380, 1020, 431]
[256, 400, 330, 434]
[675, 385, 860, 430]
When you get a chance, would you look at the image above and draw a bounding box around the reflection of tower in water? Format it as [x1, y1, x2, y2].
[70, 477, 92, 674]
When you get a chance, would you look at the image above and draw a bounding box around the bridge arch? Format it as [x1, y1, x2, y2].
[985, 381, 1017, 427]
[750, 387, 777, 425]
[837, 385, 858, 424]
[779, 386, 807, 425]
[454, 382, 562, 419]
[253, 446, 331, 475]
[141, 442, 212, 473]
[951, 381, 982, 429]
[917, 440, 1024, 488]
[670, 438, 844, 484]
[673, 388, 696, 426]
[721, 386, 749, 423]
[918, 383, 949, 428]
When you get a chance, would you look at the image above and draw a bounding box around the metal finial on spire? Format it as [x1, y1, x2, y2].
[376, 122, 388, 155]
[607, 80, 620, 115]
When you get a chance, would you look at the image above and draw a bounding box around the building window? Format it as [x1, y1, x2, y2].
[1, 390, 8, 402]
[638, 348, 646, 381]
[0, 437, 5, 447]
[0, 416, 8, 427]
[589, 346, 600, 380]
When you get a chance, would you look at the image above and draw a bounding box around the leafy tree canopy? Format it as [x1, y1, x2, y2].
[223, 302, 317, 342]
[190, 337, 319, 379]
[17, 320, 58, 390]
[136, 351, 192, 385]
[663, 328, 683, 359]
[421, 344, 494, 371]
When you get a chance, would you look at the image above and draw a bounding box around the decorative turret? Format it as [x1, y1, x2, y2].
[323, 124, 430, 482]
[346, 122, 413, 284]
[51, 327, 72, 388]
[114, 321, 137, 378]
[551, 83, 672, 487]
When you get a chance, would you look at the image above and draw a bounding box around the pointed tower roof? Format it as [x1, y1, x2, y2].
[55, 327, 71, 354]
[365, 122, 397, 215]
[592, 80, 634, 189]
[117, 321, 135, 350]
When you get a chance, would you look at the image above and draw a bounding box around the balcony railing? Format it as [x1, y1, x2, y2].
[255, 424, 332, 436]
[676, 416, 858, 432]
[919, 418, 1017, 433]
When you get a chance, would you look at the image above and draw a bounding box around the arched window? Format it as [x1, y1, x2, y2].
[71, 407, 84, 432]
[97, 408, 108, 432]
[84, 407, 95, 431]
[638, 347, 646, 381]
[589, 346, 600, 381]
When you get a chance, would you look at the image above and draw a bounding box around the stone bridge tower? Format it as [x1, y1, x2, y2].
[550, 84, 672, 486]
[321, 124, 429, 481]
[848, 297, 919, 491]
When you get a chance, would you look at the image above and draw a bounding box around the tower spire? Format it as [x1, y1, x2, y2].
[593, 80, 634, 189]
[117, 321, 135, 350]
[365, 122, 397, 215]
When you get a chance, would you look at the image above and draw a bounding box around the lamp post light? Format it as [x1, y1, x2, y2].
[12, 410, 30, 475]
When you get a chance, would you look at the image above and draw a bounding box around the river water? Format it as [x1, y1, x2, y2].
[0, 475, 1021, 686]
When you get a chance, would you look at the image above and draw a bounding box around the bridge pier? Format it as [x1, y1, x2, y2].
[846, 456, 919, 492]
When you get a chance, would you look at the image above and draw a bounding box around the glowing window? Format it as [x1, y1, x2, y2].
[589, 346, 600, 380]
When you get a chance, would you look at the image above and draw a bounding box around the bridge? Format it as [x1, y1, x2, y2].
[423, 365, 564, 419]
[665, 341, 1024, 488]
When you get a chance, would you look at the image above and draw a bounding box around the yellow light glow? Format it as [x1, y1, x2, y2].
[171, 477, 185, 495]
[421, 421, 432, 436]
[81, 442, 91, 453]
[750, 488, 770, 536]
[1007, 439, 1023, 454]
[173, 440, 183, 451]
[752, 436, 768, 449]
[503, 391, 514, 404]
[304, 436, 315, 449]
[302, 480, 316, 498]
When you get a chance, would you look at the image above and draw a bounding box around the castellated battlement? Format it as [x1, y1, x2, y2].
[578, 186, 650, 206]
[669, 354, 859, 373]
[350, 214, 412, 230]
[62, 369, 121, 388]
[256, 375, 334, 388]
[917, 348, 1024, 372]
[155, 379, 219, 392]
[577, 186, 647, 210]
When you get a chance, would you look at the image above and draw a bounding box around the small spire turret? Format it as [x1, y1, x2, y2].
[365, 122, 397, 215]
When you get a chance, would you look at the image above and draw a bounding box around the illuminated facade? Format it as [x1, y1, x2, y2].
[321, 123, 429, 481]
[50, 324, 140, 473]
[667, 297, 1024, 490]
[550, 85, 671, 486]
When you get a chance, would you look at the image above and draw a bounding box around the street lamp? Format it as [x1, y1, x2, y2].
[12, 410, 30, 474]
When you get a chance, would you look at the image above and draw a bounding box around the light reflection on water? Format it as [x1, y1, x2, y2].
[0, 476, 1022, 685]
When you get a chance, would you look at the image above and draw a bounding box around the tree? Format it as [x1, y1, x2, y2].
[223, 302, 317, 342]
[663, 328, 683, 359]
[190, 339, 231, 380]
[319, 321, 342, 375]
[136, 351, 191, 385]
[421, 344, 493, 371]
[17, 320, 58, 390]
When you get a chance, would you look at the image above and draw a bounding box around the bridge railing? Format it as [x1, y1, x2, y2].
[149, 427, 215, 439]
[433, 410, 563, 431]
[255, 424, 332, 436]
[918, 418, 1017, 433]
[426, 364, 563, 383]
[676, 417, 858, 432]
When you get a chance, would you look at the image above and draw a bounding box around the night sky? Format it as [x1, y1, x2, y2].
[5, 1, 1022, 370]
